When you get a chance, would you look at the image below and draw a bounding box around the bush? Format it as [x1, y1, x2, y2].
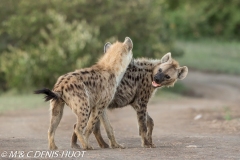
[165, 0, 240, 39]
[0, 0, 179, 92]
[0, 10, 99, 90]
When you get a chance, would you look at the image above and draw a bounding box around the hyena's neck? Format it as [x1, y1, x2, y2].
[133, 58, 161, 70]
[113, 60, 130, 86]
[97, 58, 129, 86]
[97, 43, 131, 86]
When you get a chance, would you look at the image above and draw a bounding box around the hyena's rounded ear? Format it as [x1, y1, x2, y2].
[104, 42, 112, 53]
[177, 66, 188, 80]
[161, 52, 172, 64]
[123, 37, 133, 51]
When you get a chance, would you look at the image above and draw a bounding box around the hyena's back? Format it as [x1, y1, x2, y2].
[53, 67, 117, 107]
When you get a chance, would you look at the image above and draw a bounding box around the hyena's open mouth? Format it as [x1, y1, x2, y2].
[152, 81, 161, 87]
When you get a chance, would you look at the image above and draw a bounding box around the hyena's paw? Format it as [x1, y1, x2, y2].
[86, 144, 94, 150]
[81, 143, 94, 150]
[99, 142, 110, 148]
[142, 140, 152, 148]
[111, 143, 125, 149]
[71, 143, 81, 149]
[87, 146, 94, 150]
[147, 138, 155, 148]
[142, 143, 152, 148]
[49, 145, 58, 150]
[150, 143, 156, 148]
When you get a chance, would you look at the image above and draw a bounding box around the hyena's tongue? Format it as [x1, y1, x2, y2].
[152, 81, 161, 87]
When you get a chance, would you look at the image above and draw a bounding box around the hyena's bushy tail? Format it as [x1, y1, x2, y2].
[34, 88, 60, 102]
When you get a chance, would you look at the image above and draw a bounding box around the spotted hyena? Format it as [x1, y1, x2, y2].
[71, 43, 188, 148]
[34, 37, 133, 150]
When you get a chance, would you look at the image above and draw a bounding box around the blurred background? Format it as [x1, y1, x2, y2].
[0, 0, 239, 122]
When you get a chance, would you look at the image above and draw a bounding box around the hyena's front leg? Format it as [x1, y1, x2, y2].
[137, 110, 151, 148]
[146, 113, 156, 148]
[99, 109, 125, 149]
[93, 119, 110, 148]
[71, 120, 110, 149]
[132, 104, 151, 148]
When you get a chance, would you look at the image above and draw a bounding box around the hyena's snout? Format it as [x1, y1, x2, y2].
[154, 73, 165, 84]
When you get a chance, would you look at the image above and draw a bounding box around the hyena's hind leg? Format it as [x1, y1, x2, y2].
[48, 99, 64, 150]
[71, 96, 92, 150]
[71, 123, 81, 149]
[82, 106, 102, 150]
[146, 113, 156, 148]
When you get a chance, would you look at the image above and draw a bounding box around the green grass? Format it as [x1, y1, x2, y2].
[175, 39, 240, 74]
[224, 106, 232, 121]
[0, 94, 46, 113]
[151, 88, 182, 102]
[161, 82, 189, 94]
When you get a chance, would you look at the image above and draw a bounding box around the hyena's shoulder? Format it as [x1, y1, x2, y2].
[109, 62, 154, 109]
[119, 64, 149, 88]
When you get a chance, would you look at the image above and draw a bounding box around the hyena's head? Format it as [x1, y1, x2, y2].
[103, 37, 134, 66]
[152, 52, 188, 88]
[103, 37, 133, 69]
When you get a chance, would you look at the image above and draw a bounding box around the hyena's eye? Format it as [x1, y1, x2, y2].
[158, 68, 162, 72]
[165, 75, 170, 79]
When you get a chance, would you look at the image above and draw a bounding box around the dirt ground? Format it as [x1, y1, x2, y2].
[0, 71, 240, 160]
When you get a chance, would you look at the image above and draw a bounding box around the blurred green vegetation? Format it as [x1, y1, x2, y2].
[0, 0, 239, 93]
[0, 94, 45, 113]
[161, 82, 189, 95]
[165, 0, 240, 39]
[0, 0, 177, 92]
[224, 107, 232, 121]
[176, 39, 240, 74]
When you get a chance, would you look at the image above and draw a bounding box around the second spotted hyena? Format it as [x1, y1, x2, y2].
[35, 37, 133, 150]
[71, 44, 188, 148]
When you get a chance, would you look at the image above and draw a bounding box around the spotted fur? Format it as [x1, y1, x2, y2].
[71, 51, 188, 148]
[35, 37, 133, 150]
